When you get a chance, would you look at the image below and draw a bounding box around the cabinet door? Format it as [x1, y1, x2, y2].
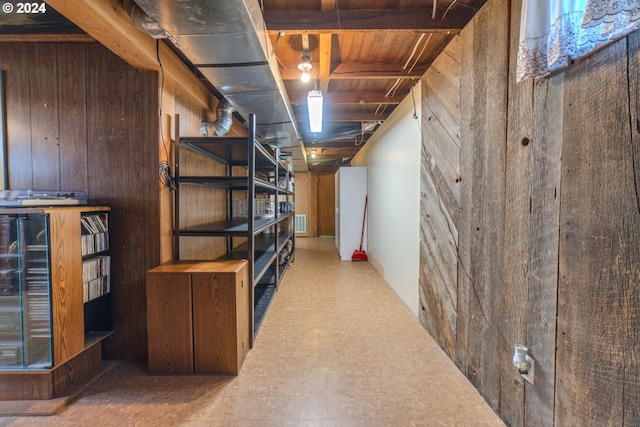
[146, 273, 193, 373]
[192, 273, 239, 374]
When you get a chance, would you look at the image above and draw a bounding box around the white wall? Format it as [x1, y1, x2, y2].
[351, 81, 422, 316]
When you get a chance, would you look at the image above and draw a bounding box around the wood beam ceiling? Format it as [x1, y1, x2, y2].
[263, 9, 471, 32]
[293, 108, 389, 122]
[287, 90, 405, 106]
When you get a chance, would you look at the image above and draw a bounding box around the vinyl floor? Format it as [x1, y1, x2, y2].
[1, 237, 504, 427]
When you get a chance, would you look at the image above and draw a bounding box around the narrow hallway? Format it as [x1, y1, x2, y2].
[2, 238, 504, 427]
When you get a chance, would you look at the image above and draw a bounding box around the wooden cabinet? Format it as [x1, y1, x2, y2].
[0, 206, 111, 400]
[146, 260, 250, 374]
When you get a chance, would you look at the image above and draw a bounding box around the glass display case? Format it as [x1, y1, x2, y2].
[0, 213, 53, 370]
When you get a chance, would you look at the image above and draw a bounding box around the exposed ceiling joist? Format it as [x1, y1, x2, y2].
[0, 34, 95, 42]
[263, 9, 472, 32]
[287, 90, 405, 106]
[294, 109, 389, 122]
[279, 62, 427, 80]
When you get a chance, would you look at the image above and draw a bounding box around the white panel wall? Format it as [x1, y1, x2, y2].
[351, 81, 422, 316]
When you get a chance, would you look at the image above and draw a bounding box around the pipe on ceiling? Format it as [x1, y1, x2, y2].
[200, 99, 235, 137]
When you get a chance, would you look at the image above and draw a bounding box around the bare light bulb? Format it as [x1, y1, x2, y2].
[301, 70, 311, 83]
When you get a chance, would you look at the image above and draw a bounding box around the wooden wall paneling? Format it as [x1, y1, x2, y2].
[418, 39, 461, 358]
[424, 66, 461, 145]
[119, 62, 158, 361]
[441, 35, 462, 75]
[418, 142, 458, 357]
[557, 38, 640, 426]
[29, 44, 60, 190]
[420, 107, 461, 217]
[496, 1, 532, 426]
[316, 172, 335, 236]
[523, 72, 563, 427]
[455, 13, 475, 376]
[57, 44, 88, 191]
[460, 0, 509, 411]
[103, 52, 152, 360]
[309, 171, 319, 237]
[176, 90, 227, 260]
[158, 68, 176, 264]
[140, 69, 161, 360]
[625, 31, 640, 427]
[0, 44, 33, 188]
[86, 45, 110, 203]
[102, 52, 129, 359]
[499, 0, 533, 423]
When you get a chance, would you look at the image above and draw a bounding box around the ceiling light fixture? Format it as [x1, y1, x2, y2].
[298, 49, 312, 83]
[307, 81, 323, 133]
[298, 34, 312, 83]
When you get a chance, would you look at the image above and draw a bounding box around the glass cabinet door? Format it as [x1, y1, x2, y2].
[0, 214, 53, 369]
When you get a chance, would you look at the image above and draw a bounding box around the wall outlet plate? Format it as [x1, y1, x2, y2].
[521, 354, 534, 385]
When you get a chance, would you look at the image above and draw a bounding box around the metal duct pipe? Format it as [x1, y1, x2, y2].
[130, 5, 167, 39]
[200, 100, 235, 137]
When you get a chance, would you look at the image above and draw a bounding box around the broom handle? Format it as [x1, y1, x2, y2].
[359, 195, 367, 249]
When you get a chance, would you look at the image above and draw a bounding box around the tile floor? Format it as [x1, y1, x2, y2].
[1, 237, 504, 427]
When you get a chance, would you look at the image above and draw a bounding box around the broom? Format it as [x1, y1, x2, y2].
[351, 195, 368, 262]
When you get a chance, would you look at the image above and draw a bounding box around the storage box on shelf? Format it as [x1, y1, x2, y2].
[172, 114, 294, 348]
[0, 206, 112, 401]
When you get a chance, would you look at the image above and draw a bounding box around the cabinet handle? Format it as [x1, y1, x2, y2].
[241, 279, 244, 288]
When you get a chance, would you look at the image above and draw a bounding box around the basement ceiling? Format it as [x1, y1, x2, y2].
[0, 0, 486, 172]
[263, 0, 486, 171]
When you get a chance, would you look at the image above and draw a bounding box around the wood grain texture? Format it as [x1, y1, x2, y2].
[418, 35, 461, 359]
[457, 0, 509, 412]
[625, 30, 640, 427]
[499, 0, 533, 422]
[556, 37, 640, 426]
[57, 44, 88, 191]
[0, 44, 33, 188]
[85, 45, 110, 204]
[146, 273, 194, 374]
[455, 13, 475, 377]
[521, 72, 563, 427]
[29, 44, 60, 190]
[176, 89, 227, 260]
[192, 272, 245, 374]
[317, 173, 335, 236]
[49, 210, 85, 366]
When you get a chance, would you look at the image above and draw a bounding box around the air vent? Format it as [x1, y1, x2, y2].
[294, 215, 307, 234]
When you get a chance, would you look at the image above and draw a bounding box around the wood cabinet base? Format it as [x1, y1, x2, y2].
[0, 340, 108, 401]
[146, 260, 250, 375]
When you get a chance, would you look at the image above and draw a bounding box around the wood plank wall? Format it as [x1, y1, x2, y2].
[0, 42, 160, 361]
[175, 90, 228, 260]
[419, 35, 461, 357]
[419, 0, 640, 424]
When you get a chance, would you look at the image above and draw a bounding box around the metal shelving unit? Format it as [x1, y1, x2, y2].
[174, 114, 294, 344]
